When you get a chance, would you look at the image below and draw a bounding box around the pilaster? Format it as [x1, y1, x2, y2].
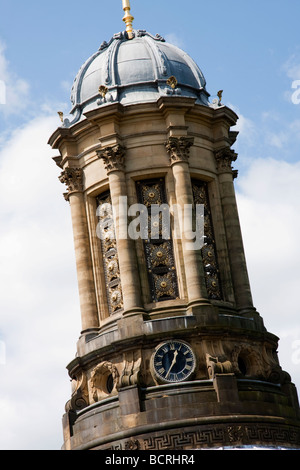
[215, 147, 256, 315]
[97, 145, 145, 318]
[59, 167, 99, 333]
[165, 136, 212, 315]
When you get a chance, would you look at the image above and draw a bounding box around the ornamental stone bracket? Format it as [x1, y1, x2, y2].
[119, 351, 142, 389]
[59, 167, 84, 201]
[214, 147, 238, 176]
[165, 136, 194, 165]
[96, 144, 126, 174]
[206, 353, 233, 379]
[65, 371, 89, 413]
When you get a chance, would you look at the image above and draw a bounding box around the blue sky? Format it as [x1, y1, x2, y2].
[0, 0, 300, 450]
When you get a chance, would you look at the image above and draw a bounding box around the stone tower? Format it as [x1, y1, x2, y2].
[48, 2, 300, 450]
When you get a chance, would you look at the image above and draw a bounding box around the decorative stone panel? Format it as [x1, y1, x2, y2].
[136, 179, 178, 302]
[192, 180, 222, 300]
[103, 423, 300, 450]
[96, 191, 123, 314]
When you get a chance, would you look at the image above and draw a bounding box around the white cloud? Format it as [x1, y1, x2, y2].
[236, 158, 300, 389]
[164, 33, 185, 50]
[0, 41, 30, 116]
[234, 113, 257, 147]
[227, 103, 258, 155]
[229, 101, 300, 164]
[0, 114, 81, 449]
[281, 51, 300, 105]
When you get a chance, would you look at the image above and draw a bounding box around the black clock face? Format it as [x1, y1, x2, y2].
[152, 341, 196, 383]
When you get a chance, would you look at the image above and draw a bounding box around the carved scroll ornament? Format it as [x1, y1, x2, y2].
[119, 350, 142, 388]
[65, 371, 89, 412]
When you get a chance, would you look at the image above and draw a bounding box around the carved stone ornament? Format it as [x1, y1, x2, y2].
[65, 371, 89, 412]
[96, 191, 123, 315]
[214, 147, 238, 174]
[59, 167, 84, 201]
[165, 136, 194, 165]
[231, 344, 265, 379]
[192, 180, 222, 300]
[119, 350, 142, 388]
[262, 345, 292, 385]
[124, 440, 141, 451]
[136, 179, 179, 302]
[104, 422, 300, 450]
[206, 353, 233, 379]
[90, 361, 119, 403]
[97, 144, 126, 174]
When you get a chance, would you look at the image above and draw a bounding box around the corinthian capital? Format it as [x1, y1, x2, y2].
[165, 136, 194, 165]
[97, 144, 126, 174]
[214, 147, 238, 174]
[59, 167, 84, 201]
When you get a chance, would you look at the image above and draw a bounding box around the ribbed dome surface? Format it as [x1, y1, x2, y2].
[64, 30, 210, 127]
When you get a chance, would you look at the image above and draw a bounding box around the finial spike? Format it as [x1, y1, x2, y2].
[122, 0, 134, 39]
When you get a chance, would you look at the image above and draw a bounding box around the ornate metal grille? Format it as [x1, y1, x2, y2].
[136, 179, 179, 302]
[96, 192, 123, 314]
[192, 180, 222, 300]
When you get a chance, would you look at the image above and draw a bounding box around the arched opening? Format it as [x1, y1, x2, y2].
[238, 355, 247, 376]
[106, 374, 114, 394]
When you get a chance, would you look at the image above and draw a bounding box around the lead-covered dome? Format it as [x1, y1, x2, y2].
[63, 30, 210, 127]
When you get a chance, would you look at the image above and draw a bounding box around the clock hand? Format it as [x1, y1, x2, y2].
[165, 350, 178, 378]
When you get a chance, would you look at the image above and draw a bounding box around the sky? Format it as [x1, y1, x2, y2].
[0, 0, 300, 450]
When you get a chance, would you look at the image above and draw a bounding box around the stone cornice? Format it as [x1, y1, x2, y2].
[165, 136, 194, 165]
[97, 144, 126, 174]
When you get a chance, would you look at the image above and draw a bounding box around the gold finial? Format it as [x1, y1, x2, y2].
[122, 0, 134, 39]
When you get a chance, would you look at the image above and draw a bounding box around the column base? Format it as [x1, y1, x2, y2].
[187, 300, 219, 324]
[117, 310, 146, 339]
[79, 328, 100, 341]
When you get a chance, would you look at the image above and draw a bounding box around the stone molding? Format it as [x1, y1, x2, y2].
[97, 144, 126, 174]
[165, 136, 194, 165]
[59, 167, 84, 201]
[104, 423, 300, 450]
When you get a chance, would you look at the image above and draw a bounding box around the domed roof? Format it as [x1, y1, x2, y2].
[63, 30, 210, 127]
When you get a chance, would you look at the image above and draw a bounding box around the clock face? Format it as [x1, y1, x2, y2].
[152, 340, 196, 384]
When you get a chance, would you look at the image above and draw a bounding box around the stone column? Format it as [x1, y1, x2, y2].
[59, 168, 99, 333]
[215, 147, 255, 315]
[97, 145, 143, 317]
[165, 137, 210, 310]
